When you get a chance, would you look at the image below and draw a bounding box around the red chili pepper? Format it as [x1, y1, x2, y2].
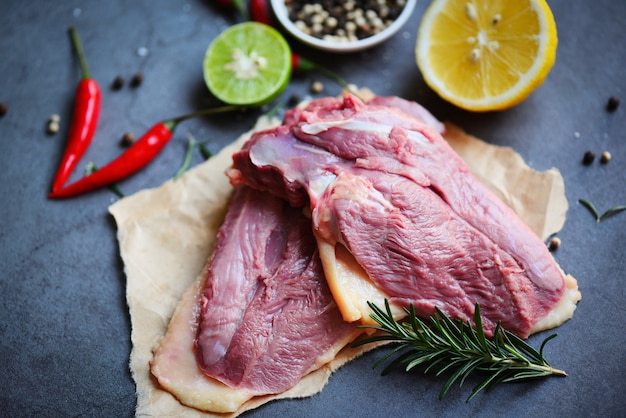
[50, 27, 101, 194]
[249, 0, 273, 26]
[48, 106, 240, 199]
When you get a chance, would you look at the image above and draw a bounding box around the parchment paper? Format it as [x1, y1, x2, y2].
[109, 104, 568, 417]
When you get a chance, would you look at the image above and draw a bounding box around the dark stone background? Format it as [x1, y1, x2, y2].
[1, 0, 624, 416]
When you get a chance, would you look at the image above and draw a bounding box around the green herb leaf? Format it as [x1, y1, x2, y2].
[579, 199, 626, 223]
[599, 205, 626, 222]
[578, 199, 600, 222]
[353, 300, 566, 402]
[198, 142, 213, 160]
[174, 134, 198, 180]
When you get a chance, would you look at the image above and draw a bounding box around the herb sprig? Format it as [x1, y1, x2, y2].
[174, 134, 213, 180]
[578, 199, 626, 223]
[353, 300, 566, 402]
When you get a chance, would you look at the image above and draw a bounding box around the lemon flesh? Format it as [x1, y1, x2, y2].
[204, 22, 292, 106]
[416, 0, 558, 111]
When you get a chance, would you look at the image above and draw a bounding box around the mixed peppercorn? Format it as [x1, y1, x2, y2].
[285, 0, 407, 42]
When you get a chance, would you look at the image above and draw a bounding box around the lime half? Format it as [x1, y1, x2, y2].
[203, 22, 292, 106]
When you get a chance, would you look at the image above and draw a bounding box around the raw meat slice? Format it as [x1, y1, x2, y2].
[150, 263, 256, 414]
[228, 94, 580, 338]
[150, 185, 360, 412]
[293, 95, 565, 304]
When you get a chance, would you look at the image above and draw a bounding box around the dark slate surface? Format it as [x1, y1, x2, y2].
[1, 0, 624, 416]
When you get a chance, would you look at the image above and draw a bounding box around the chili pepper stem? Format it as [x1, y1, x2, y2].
[68, 26, 91, 80]
[233, 0, 250, 21]
[165, 105, 243, 131]
[295, 56, 362, 100]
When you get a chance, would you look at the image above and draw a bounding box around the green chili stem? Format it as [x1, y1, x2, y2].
[69, 26, 90, 80]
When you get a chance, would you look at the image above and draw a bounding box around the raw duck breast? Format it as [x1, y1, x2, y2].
[150, 185, 360, 413]
[227, 94, 580, 338]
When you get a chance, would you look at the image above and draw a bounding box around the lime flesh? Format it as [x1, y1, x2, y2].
[203, 22, 292, 106]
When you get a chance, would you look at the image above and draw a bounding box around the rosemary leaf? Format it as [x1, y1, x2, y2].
[174, 134, 198, 180]
[198, 142, 213, 160]
[579, 199, 626, 223]
[599, 205, 626, 222]
[354, 300, 566, 402]
[578, 199, 600, 222]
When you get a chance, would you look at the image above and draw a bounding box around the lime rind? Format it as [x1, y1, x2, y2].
[203, 22, 292, 106]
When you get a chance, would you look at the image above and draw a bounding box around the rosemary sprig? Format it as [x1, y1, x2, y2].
[579, 199, 626, 223]
[352, 300, 566, 402]
[174, 98, 288, 180]
[174, 134, 214, 180]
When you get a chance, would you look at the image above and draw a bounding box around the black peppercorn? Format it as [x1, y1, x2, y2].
[0, 102, 7, 117]
[548, 236, 561, 251]
[582, 150, 595, 165]
[111, 76, 125, 90]
[120, 131, 135, 147]
[606, 96, 620, 112]
[288, 93, 301, 107]
[130, 73, 144, 87]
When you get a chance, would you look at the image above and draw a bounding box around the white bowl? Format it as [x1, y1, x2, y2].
[271, 0, 417, 53]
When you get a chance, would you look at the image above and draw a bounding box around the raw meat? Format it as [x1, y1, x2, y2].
[193, 185, 358, 394]
[228, 94, 579, 338]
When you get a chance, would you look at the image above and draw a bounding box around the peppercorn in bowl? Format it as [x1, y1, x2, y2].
[271, 0, 417, 52]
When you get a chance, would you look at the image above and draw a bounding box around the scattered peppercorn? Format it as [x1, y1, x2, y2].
[548, 236, 561, 251]
[311, 80, 324, 94]
[48, 122, 60, 134]
[130, 73, 144, 87]
[0, 102, 7, 117]
[47, 114, 61, 135]
[600, 151, 611, 164]
[288, 93, 301, 107]
[286, 0, 407, 42]
[120, 131, 135, 147]
[582, 150, 595, 165]
[606, 96, 620, 112]
[111, 75, 125, 90]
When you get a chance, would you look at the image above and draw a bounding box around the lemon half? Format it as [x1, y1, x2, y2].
[416, 0, 558, 111]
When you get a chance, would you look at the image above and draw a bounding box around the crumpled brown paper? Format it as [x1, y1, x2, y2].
[109, 104, 568, 417]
